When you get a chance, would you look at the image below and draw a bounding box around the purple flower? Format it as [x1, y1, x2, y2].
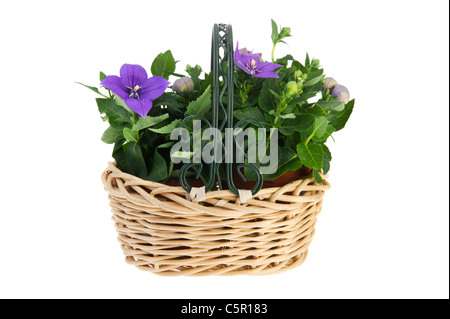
[332, 84, 350, 103]
[100, 64, 170, 118]
[234, 42, 282, 78]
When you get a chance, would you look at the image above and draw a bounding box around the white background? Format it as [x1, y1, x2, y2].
[0, 0, 448, 299]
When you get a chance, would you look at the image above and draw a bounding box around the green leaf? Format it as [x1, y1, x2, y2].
[275, 54, 294, 67]
[200, 72, 213, 93]
[269, 89, 281, 99]
[186, 64, 202, 88]
[313, 169, 324, 183]
[328, 99, 355, 131]
[323, 144, 332, 161]
[279, 113, 296, 119]
[99, 72, 107, 81]
[271, 19, 279, 44]
[185, 85, 212, 117]
[304, 69, 324, 87]
[316, 101, 345, 112]
[168, 161, 174, 179]
[258, 79, 281, 113]
[262, 147, 302, 180]
[322, 151, 330, 175]
[297, 143, 323, 170]
[101, 126, 122, 144]
[147, 148, 168, 182]
[312, 116, 329, 139]
[126, 142, 148, 179]
[305, 53, 311, 69]
[153, 92, 186, 116]
[76, 82, 108, 98]
[96, 98, 131, 129]
[113, 95, 132, 112]
[313, 125, 335, 143]
[112, 140, 128, 173]
[150, 119, 182, 134]
[290, 91, 320, 105]
[292, 60, 307, 74]
[151, 50, 176, 80]
[132, 113, 170, 131]
[158, 141, 175, 149]
[123, 127, 138, 143]
[278, 114, 315, 135]
[304, 75, 325, 87]
[234, 107, 266, 123]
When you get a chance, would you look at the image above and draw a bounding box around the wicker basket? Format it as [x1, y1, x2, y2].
[102, 162, 330, 276]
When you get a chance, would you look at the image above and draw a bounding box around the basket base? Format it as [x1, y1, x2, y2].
[118, 230, 316, 277]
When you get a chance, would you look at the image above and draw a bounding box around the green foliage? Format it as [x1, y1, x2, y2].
[186, 64, 202, 89]
[101, 126, 122, 144]
[83, 19, 354, 186]
[297, 143, 323, 170]
[271, 19, 291, 45]
[126, 142, 148, 178]
[185, 85, 212, 116]
[132, 114, 169, 131]
[147, 149, 168, 181]
[150, 119, 182, 134]
[96, 98, 131, 129]
[264, 147, 302, 180]
[123, 127, 138, 143]
[76, 82, 108, 98]
[234, 107, 266, 123]
[151, 50, 176, 79]
[328, 99, 355, 131]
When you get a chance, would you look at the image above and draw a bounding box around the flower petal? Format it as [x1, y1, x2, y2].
[125, 97, 153, 118]
[253, 71, 280, 78]
[100, 75, 129, 99]
[257, 62, 283, 73]
[234, 41, 242, 64]
[139, 76, 170, 100]
[236, 61, 252, 75]
[120, 64, 148, 88]
[254, 52, 263, 60]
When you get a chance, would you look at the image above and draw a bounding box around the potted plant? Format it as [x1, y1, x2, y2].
[79, 20, 354, 276]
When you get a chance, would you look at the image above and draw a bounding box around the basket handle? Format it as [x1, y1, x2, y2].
[178, 24, 264, 197]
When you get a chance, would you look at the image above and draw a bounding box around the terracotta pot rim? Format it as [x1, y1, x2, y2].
[165, 167, 313, 189]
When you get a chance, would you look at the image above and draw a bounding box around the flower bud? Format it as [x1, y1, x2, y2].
[301, 74, 308, 82]
[295, 70, 303, 79]
[323, 77, 338, 90]
[172, 77, 194, 94]
[297, 82, 303, 91]
[332, 84, 350, 103]
[311, 59, 320, 68]
[286, 81, 298, 96]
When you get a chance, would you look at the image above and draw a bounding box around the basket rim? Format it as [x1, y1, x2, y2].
[104, 161, 330, 196]
[102, 162, 330, 215]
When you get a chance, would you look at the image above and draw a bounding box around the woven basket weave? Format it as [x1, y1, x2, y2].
[102, 162, 330, 276]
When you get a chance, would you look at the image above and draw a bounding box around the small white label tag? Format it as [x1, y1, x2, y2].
[238, 189, 253, 204]
[189, 186, 206, 202]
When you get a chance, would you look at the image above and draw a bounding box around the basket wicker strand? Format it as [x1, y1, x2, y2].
[102, 162, 330, 276]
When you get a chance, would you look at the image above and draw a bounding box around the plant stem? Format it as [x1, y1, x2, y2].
[304, 132, 314, 146]
[271, 42, 278, 62]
